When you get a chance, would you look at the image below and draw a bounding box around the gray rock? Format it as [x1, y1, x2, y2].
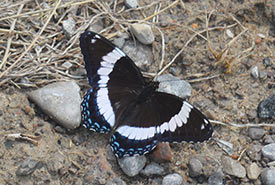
[62, 17, 75, 37]
[140, 162, 165, 177]
[61, 61, 73, 70]
[261, 169, 275, 185]
[113, 37, 125, 48]
[130, 23, 155, 45]
[259, 70, 267, 79]
[247, 162, 261, 180]
[189, 155, 221, 178]
[188, 158, 203, 177]
[263, 135, 275, 144]
[16, 158, 41, 176]
[263, 57, 271, 66]
[88, 18, 104, 33]
[221, 155, 246, 178]
[248, 127, 267, 140]
[156, 74, 192, 99]
[251, 66, 259, 78]
[247, 110, 257, 121]
[124, 0, 138, 8]
[257, 94, 275, 119]
[28, 81, 81, 129]
[262, 143, 275, 161]
[162, 173, 183, 185]
[118, 155, 146, 177]
[122, 40, 153, 69]
[246, 144, 262, 161]
[208, 168, 223, 185]
[106, 177, 127, 185]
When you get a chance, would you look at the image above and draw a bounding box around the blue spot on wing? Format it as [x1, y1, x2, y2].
[81, 90, 112, 133]
[110, 131, 159, 158]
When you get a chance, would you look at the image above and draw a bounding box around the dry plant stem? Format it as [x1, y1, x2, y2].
[0, 28, 30, 35]
[187, 74, 220, 83]
[267, 161, 275, 167]
[0, 0, 95, 22]
[155, 26, 165, 71]
[210, 120, 275, 128]
[0, 0, 62, 80]
[139, 0, 179, 23]
[0, 4, 24, 69]
[237, 148, 247, 161]
[6, 133, 41, 145]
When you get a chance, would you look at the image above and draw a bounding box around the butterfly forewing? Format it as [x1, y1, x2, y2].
[80, 31, 146, 133]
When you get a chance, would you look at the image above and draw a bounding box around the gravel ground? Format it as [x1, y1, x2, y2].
[0, 0, 274, 184]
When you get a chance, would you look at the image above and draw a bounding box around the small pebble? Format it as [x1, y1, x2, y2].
[263, 135, 275, 144]
[162, 173, 183, 185]
[150, 142, 172, 163]
[226, 29, 234, 38]
[188, 158, 203, 177]
[257, 33, 266, 38]
[221, 155, 246, 178]
[122, 40, 153, 68]
[257, 94, 275, 119]
[130, 23, 155, 45]
[61, 61, 73, 70]
[88, 19, 104, 33]
[16, 158, 40, 176]
[140, 162, 165, 177]
[113, 37, 125, 48]
[251, 66, 259, 78]
[261, 169, 275, 185]
[208, 168, 223, 185]
[106, 177, 127, 185]
[157, 74, 192, 99]
[263, 57, 271, 67]
[62, 17, 75, 37]
[118, 155, 146, 177]
[246, 144, 262, 161]
[54, 125, 66, 134]
[259, 70, 267, 79]
[247, 110, 257, 121]
[248, 127, 267, 140]
[124, 0, 138, 8]
[255, 38, 262, 45]
[247, 162, 261, 180]
[261, 143, 275, 161]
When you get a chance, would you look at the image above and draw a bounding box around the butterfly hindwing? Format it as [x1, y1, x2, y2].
[110, 92, 213, 158]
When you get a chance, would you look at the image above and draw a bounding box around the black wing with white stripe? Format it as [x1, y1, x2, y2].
[80, 31, 213, 158]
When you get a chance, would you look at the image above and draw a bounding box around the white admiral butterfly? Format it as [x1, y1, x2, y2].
[80, 31, 213, 158]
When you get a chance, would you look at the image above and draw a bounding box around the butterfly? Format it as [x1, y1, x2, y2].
[80, 31, 213, 158]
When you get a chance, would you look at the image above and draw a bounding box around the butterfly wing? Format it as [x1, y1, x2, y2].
[80, 31, 146, 133]
[110, 92, 213, 158]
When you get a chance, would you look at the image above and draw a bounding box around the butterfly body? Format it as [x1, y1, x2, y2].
[80, 31, 213, 158]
